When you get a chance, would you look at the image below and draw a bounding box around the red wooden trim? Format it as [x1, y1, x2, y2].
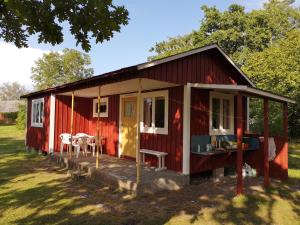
[264, 98, 270, 187]
[236, 93, 243, 195]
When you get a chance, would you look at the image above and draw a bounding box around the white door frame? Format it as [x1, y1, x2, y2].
[118, 93, 138, 158]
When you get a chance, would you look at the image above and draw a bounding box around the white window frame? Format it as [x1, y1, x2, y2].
[93, 97, 108, 117]
[31, 98, 44, 128]
[140, 90, 168, 135]
[209, 91, 234, 135]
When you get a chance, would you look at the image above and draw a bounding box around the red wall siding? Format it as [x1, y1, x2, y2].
[26, 95, 50, 152]
[53, 95, 91, 152]
[140, 86, 183, 172]
[141, 49, 249, 86]
[89, 95, 119, 157]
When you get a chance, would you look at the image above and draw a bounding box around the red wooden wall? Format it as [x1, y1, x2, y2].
[140, 86, 184, 172]
[53, 95, 91, 152]
[140, 49, 250, 86]
[26, 95, 50, 152]
[89, 95, 119, 157]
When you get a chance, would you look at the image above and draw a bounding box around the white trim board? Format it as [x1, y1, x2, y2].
[48, 94, 56, 154]
[189, 83, 295, 104]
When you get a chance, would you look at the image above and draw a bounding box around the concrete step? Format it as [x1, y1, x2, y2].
[68, 170, 88, 181]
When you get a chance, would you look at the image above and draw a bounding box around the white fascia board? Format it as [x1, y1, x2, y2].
[189, 83, 295, 104]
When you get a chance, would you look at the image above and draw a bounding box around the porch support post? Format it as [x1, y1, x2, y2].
[136, 78, 142, 184]
[69, 91, 75, 157]
[96, 86, 101, 169]
[263, 98, 270, 187]
[183, 83, 191, 176]
[236, 93, 243, 195]
[282, 102, 288, 179]
[48, 93, 56, 155]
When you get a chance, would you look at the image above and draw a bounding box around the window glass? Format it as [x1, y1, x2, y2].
[124, 101, 135, 118]
[31, 98, 44, 127]
[95, 102, 107, 114]
[212, 98, 220, 129]
[155, 97, 165, 128]
[223, 99, 230, 129]
[40, 102, 44, 123]
[143, 98, 152, 127]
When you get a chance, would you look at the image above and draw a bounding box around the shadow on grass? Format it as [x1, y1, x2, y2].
[0, 137, 299, 224]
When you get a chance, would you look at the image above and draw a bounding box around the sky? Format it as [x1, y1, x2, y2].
[0, 0, 299, 90]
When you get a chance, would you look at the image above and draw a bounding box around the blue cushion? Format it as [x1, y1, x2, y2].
[216, 135, 236, 142]
[191, 135, 211, 153]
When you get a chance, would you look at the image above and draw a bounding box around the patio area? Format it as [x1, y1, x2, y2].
[52, 153, 189, 195]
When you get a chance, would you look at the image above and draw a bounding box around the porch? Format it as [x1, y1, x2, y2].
[52, 153, 189, 195]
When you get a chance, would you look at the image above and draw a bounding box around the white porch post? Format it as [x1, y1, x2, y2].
[182, 83, 191, 175]
[48, 93, 56, 154]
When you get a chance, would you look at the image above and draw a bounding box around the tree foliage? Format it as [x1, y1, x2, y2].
[16, 103, 26, 130]
[149, 0, 300, 66]
[0, 0, 129, 51]
[0, 82, 27, 100]
[243, 29, 300, 136]
[31, 48, 94, 90]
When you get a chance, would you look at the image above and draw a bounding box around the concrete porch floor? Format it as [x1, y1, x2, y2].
[52, 153, 189, 195]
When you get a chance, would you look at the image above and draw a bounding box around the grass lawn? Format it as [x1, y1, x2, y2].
[0, 125, 299, 225]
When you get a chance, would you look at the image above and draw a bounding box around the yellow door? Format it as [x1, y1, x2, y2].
[120, 96, 137, 158]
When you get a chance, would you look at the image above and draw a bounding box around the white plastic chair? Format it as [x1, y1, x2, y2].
[76, 133, 96, 156]
[59, 133, 80, 157]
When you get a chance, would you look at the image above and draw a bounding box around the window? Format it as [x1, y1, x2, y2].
[31, 98, 44, 127]
[93, 97, 108, 117]
[140, 90, 168, 135]
[124, 100, 136, 118]
[209, 92, 234, 135]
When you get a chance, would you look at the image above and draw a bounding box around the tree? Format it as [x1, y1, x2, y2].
[149, 0, 300, 66]
[243, 30, 300, 137]
[0, 82, 27, 100]
[0, 0, 129, 51]
[31, 48, 94, 90]
[16, 103, 26, 130]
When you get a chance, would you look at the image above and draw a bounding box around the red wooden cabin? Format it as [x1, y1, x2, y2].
[22, 44, 295, 194]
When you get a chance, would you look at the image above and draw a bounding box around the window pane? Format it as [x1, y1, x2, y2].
[124, 101, 135, 118]
[39, 102, 44, 123]
[35, 103, 39, 123]
[212, 98, 220, 129]
[143, 98, 152, 127]
[100, 102, 107, 113]
[155, 97, 165, 128]
[223, 99, 230, 129]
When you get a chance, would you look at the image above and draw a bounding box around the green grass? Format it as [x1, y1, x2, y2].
[0, 125, 299, 225]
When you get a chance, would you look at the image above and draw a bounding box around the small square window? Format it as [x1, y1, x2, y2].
[93, 97, 108, 117]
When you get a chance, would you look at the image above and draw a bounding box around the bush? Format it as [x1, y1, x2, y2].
[16, 104, 26, 130]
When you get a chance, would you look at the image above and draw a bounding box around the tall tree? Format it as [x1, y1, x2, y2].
[0, 82, 27, 100]
[149, 0, 300, 66]
[31, 48, 94, 90]
[0, 0, 129, 51]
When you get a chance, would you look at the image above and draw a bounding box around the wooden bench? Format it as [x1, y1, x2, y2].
[140, 149, 168, 171]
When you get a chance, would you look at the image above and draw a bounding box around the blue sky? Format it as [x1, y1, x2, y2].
[27, 0, 268, 75]
[1, 0, 299, 89]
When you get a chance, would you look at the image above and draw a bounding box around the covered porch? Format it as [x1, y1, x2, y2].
[185, 83, 295, 195]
